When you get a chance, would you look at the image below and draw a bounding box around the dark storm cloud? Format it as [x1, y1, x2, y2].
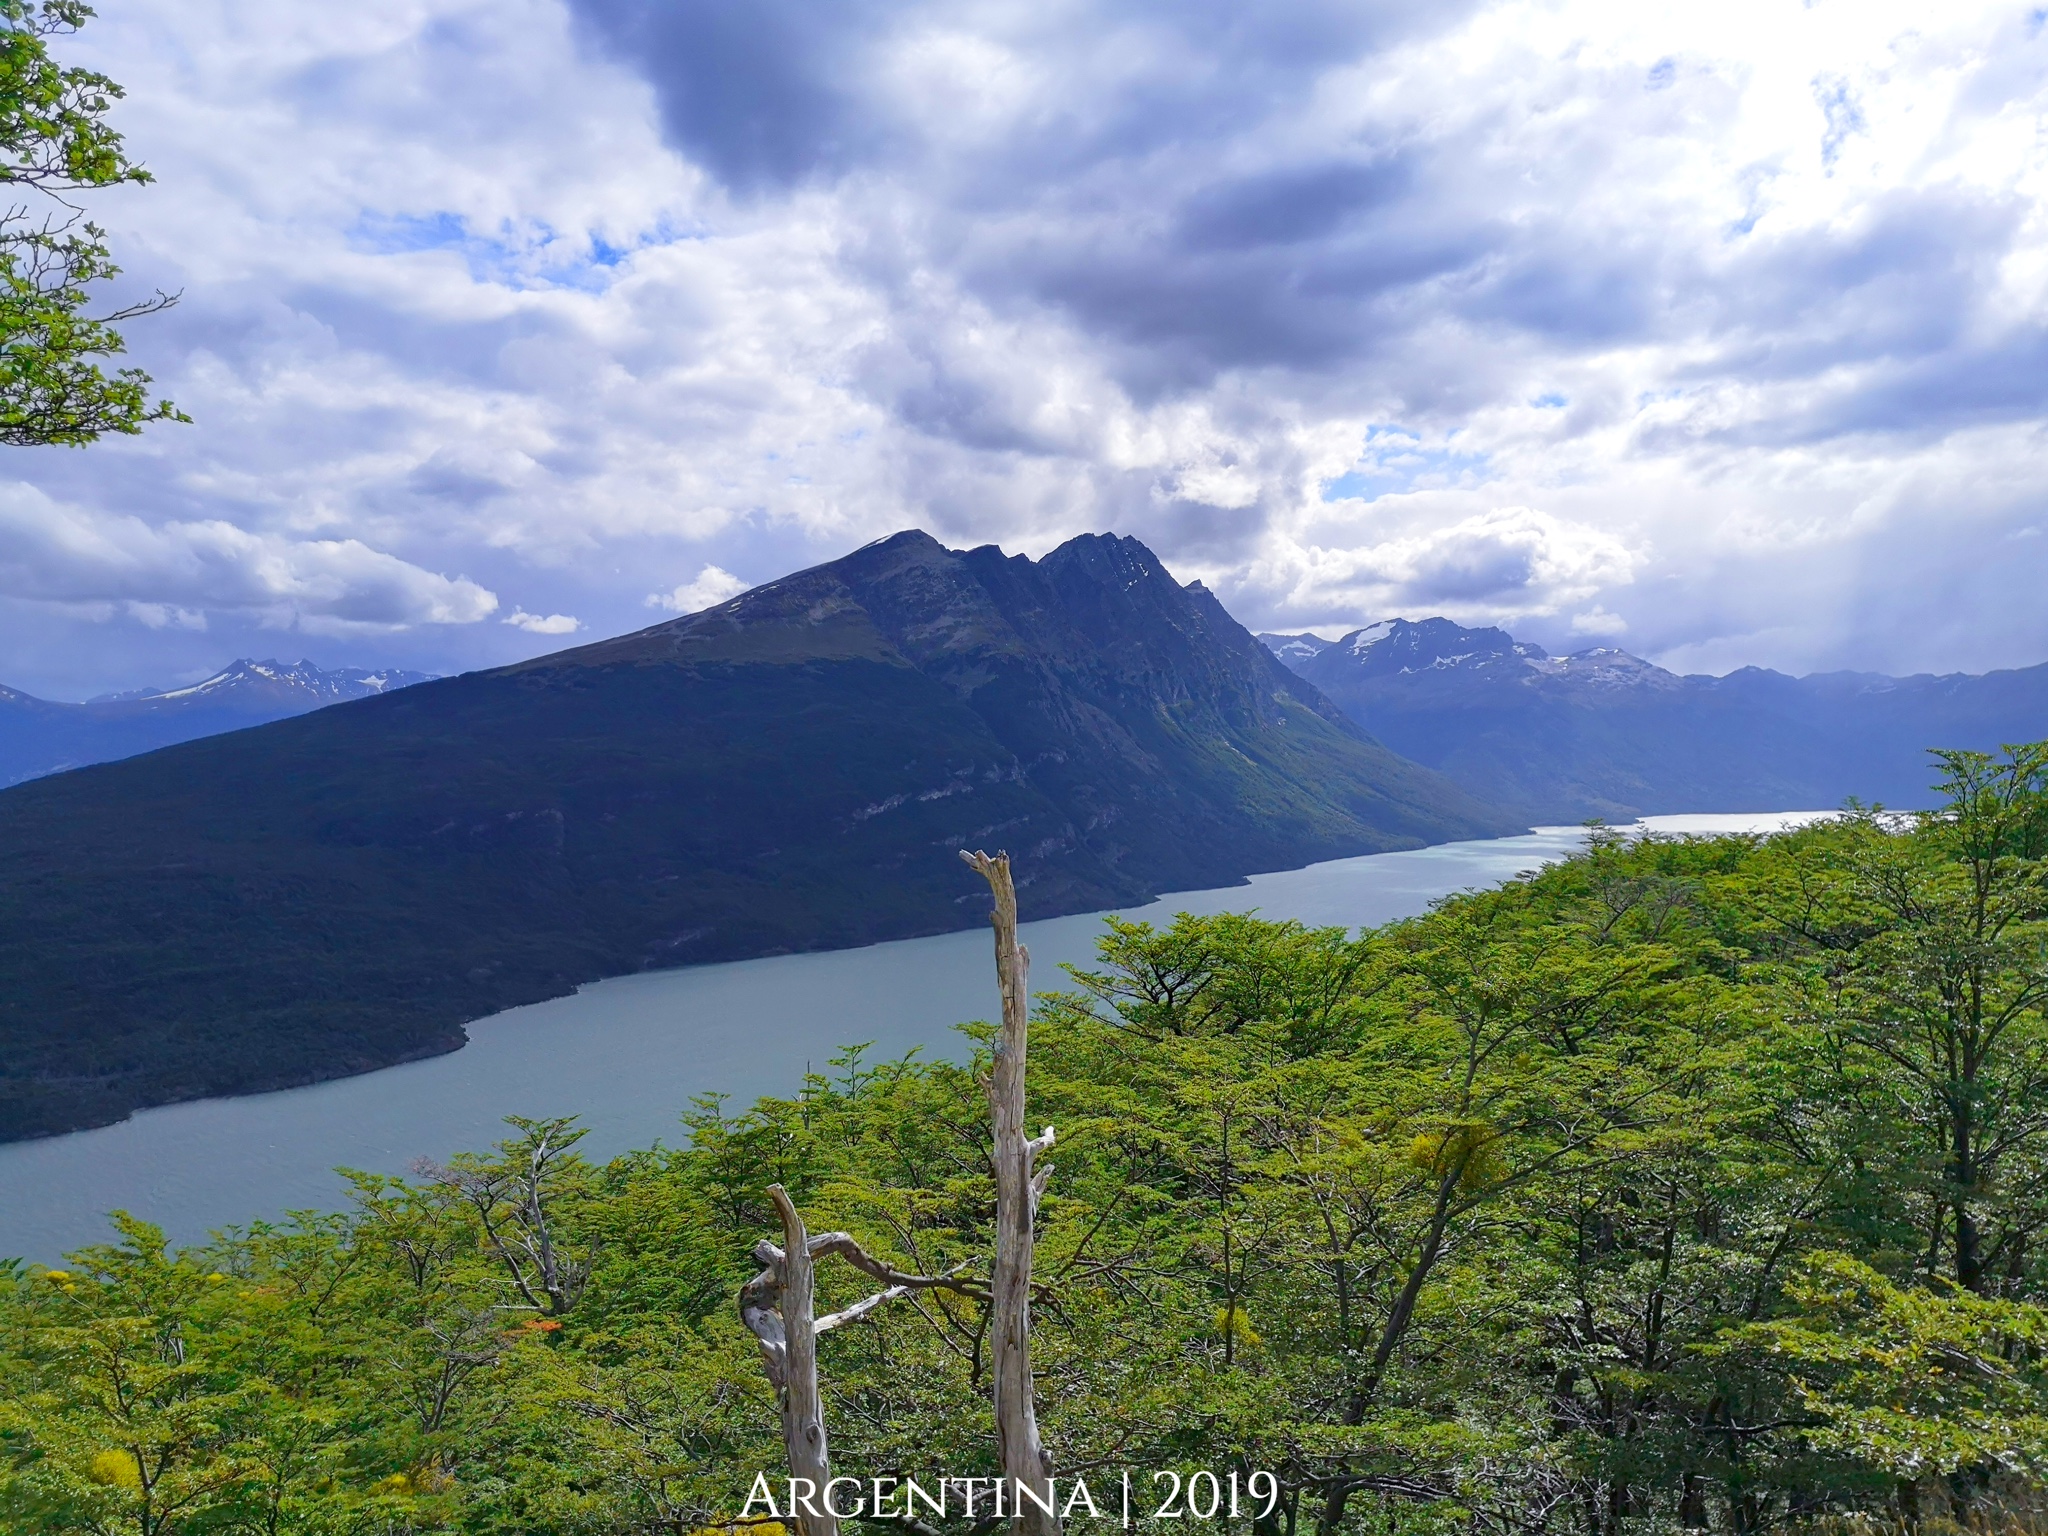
[565, 0, 1503, 394]
[568, 0, 1465, 193]
[988, 152, 1497, 393]
[1173, 159, 1413, 252]
[574, 0, 2032, 433]
[1668, 324, 2048, 453]
[567, 0, 900, 191]
[1406, 536, 1540, 603]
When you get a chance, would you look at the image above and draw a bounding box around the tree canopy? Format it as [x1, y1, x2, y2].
[3, 749, 2046, 1534]
[0, 0, 181, 447]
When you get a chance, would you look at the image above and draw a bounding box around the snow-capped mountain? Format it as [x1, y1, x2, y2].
[1262, 618, 1683, 691]
[1261, 618, 2048, 820]
[92, 658, 436, 710]
[1, 659, 438, 785]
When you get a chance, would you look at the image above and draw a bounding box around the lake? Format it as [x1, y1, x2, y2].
[0, 813, 1825, 1261]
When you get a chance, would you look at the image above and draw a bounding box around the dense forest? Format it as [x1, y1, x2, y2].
[4, 747, 2046, 1535]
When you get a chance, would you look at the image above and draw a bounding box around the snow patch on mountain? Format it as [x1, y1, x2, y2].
[93, 659, 438, 707]
[1263, 621, 1686, 691]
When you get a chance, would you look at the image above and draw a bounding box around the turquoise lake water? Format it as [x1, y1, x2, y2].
[0, 813, 1825, 1261]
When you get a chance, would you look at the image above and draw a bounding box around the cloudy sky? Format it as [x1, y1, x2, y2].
[3, 0, 2046, 697]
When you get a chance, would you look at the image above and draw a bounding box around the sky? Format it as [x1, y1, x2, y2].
[3, 0, 2047, 698]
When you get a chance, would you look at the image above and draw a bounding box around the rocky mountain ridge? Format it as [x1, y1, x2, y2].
[91, 658, 433, 706]
[0, 658, 436, 786]
[1262, 618, 2048, 819]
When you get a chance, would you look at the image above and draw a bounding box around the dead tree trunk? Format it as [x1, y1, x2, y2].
[961, 849, 1059, 1536]
[742, 1186, 833, 1536]
[740, 1183, 987, 1536]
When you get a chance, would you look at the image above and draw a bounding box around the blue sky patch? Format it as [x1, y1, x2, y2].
[351, 211, 469, 254]
[1321, 426, 1491, 503]
[349, 211, 640, 292]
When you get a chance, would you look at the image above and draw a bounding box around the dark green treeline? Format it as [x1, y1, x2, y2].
[5, 747, 2047, 1535]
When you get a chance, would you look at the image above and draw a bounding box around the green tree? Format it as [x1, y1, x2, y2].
[0, 1217, 254, 1535]
[8, 766, 2048, 1536]
[1731, 1253, 2048, 1483]
[0, 1, 183, 446]
[1832, 748, 2048, 1296]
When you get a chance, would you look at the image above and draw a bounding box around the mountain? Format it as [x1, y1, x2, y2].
[1261, 618, 2048, 821]
[0, 531, 1512, 1141]
[88, 657, 435, 708]
[0, 658, 437, 786]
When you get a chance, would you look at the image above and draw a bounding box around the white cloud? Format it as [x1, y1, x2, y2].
[503, 609, 581, 634]
[0, 0, 2042, 692]
[0, 483, 499, 633]
[648, 564, 748, 613]
[128, 602, 210, 631]
[1252, 508, 1639, 629]
[1570, 606, 1628, 637]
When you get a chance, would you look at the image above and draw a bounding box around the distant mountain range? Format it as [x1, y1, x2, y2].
[0, 532, 1509, 1141]
[1262, 618, 2048, 821]
[0, 658, 436, 786]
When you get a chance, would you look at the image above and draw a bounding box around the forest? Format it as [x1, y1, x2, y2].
[3, 746, 2046, 1536]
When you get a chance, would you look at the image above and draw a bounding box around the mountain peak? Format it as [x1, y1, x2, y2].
[91, 657, 438, 707]
[1310, 617, 1535, 678]
[1258, 609, 2048, 823]
[3, 659, 440, 787]
[1260, 617, 1697, 690]
[1521, 646, 1681, 690]
[1257, 632, 1334, 665]
[551, 529, 1277, 697]
[0, 529, 1510, 1139]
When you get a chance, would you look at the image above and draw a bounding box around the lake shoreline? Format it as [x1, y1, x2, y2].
[0, 813, 1829, 1262]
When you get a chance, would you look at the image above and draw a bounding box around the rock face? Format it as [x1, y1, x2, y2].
[1263, 618, 2048, 821]
[0, 531, 1509, 1141]
[0, 659, 437, 785]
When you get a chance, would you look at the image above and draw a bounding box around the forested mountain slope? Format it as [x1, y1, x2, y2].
[0, 531, 1508, 1140]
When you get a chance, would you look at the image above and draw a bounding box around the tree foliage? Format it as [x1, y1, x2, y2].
[0, 0, 182, 446]
[4, 748, 2047, 1534]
